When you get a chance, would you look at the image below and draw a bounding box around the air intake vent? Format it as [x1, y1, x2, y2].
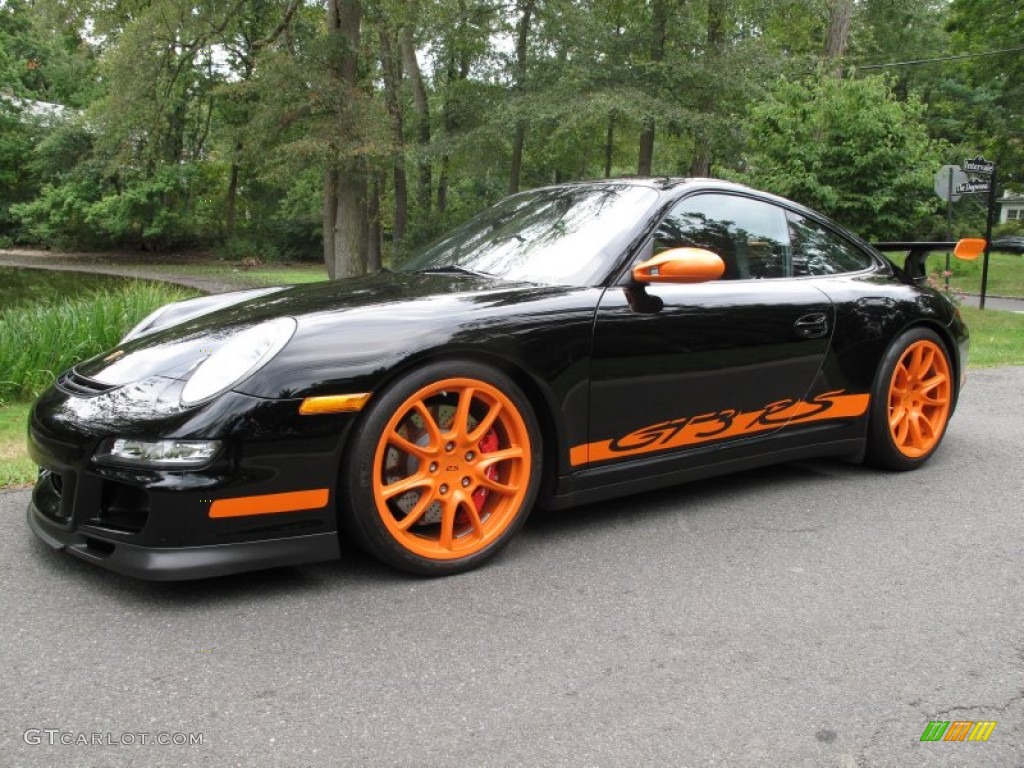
[56, 370, 117, 397]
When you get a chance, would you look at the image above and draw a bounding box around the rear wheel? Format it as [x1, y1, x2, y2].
[343, 361, 541, 575]
[866, 328, 954, 470]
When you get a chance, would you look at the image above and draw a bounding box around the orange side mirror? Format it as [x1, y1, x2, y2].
[954, 237, 986, 261]
[633, 247, 726, 284]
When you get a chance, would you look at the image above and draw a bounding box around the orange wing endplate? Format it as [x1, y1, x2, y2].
[954, 237, 986, 261]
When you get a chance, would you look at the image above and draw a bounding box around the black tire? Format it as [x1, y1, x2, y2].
[341, 360, 542, 576]
[865, 327, 955, 471]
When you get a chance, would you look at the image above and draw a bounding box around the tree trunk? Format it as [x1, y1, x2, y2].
[508, 0, 535, 194]
[378, 25, 407, 248]
[438, 152, 450, 213]
[400, 25, 432, 214]
[690, 0, 724, 177]
[437, 40, 469, 214]
[324, 0, 367, 279]
[510, 125, 526, 193]
[689, 140, 712, 177]
[638, 119, 655, 176]
[824, 0, 853, 74]
[225, 152, 240, 237]
[637, 0, 667, 175]
[604, 112, 615, 178]
[367, 172, 382, 271]
[332, 167, 367, 278]
[323, 168, 339, 279]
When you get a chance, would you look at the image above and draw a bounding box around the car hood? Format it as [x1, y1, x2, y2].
[73, 271, 587, 395]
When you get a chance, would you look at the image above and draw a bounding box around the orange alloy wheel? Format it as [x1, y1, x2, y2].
[370, 378, 532, 560]
[887, 339, 952, 458]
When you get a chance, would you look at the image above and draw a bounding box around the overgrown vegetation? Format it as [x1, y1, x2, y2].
[0, 281, 198, 401]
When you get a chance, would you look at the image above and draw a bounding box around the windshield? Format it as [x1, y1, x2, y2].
[400, 184, 659, 286]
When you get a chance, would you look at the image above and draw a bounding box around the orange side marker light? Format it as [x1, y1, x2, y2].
[299, 393, 371, 415]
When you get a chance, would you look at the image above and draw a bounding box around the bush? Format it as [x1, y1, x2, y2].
[994, 220, 1024, 238]
[0, 281, 198, 402]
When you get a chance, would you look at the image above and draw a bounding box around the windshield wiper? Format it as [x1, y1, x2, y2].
[413, 265, 495, 278]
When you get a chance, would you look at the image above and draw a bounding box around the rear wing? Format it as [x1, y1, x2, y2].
[872, 239, 986, 285]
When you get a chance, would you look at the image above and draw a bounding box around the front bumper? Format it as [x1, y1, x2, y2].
[26, 386, 355, 580]
[28, 502, 339, 580]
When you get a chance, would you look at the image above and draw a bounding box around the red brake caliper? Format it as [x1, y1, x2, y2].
[471, 428, 500, 512]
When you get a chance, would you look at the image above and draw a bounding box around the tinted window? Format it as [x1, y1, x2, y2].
[653, 194, 791, 279]
[787, 213, 873, 275]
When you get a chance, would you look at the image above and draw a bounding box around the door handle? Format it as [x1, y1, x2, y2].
[793, 312, 829, 339]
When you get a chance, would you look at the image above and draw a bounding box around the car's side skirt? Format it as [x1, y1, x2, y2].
[546, 432, 865, 511]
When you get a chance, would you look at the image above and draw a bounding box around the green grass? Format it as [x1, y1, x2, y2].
[166, 263, 328, 287]
[961, 306, 1024, 368]
[0, 281, 199, 402]
[946, 250, 1024, 297]
[0, 402, 34, 488]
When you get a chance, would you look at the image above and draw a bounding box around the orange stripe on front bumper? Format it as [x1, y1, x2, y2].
[209, 489, 330, 519]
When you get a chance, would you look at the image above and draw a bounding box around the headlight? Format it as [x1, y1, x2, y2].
[181, 317, 296, 405]
[95, 438, 222, 468]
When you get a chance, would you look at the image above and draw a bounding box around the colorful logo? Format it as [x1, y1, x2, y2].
[570, 389, 870, 466]
[920, 720, 997, 742]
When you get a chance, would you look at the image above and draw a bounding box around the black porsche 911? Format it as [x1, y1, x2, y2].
[26, 178, 984, 579]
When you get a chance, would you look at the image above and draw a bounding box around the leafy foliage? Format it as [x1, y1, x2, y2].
[740, 73, 946, 239]
[0, 0, 1011, 260]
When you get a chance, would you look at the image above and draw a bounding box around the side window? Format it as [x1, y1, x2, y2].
[653, 194, 791, 280]
[787, 213, 874, 275]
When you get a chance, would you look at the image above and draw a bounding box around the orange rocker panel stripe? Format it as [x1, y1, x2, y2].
[571, 391, 870, 467]
[209, 489, 330, 519]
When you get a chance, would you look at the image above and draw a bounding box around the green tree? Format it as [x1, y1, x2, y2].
[740, 72, 946, 239]
[947, 0, 1024, 185]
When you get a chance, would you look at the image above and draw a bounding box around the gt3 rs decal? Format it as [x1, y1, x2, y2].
[570, 390, 870, 467]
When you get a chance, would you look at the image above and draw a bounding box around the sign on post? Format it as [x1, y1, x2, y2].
[963, 156, 995, 175]
[955, 178, 991, 195]
[932, 156, 998, 309]
[934, 165, 968, 202]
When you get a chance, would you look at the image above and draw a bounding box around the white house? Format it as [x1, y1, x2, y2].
[998, 191, 1024, 224]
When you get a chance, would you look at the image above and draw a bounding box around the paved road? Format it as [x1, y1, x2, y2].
[1, 369, 1022, 768]
[962, 293, 1024, 312]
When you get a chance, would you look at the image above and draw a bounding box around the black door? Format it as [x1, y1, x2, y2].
[577, 193, 836, 467]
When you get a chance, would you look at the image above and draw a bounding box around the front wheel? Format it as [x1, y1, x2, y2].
[342, 361, 542, 575]
[866, 328, 954, 471]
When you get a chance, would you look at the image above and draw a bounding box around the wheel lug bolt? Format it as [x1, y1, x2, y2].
[429, 462, 438, 473]
[439, 484, 449, 494]
[445, 441, 455, 452]
[465, 451, 475, 461]
[461, 477, 470, 487]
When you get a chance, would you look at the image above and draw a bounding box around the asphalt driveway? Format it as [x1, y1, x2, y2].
[1, 368, 1022, 767]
